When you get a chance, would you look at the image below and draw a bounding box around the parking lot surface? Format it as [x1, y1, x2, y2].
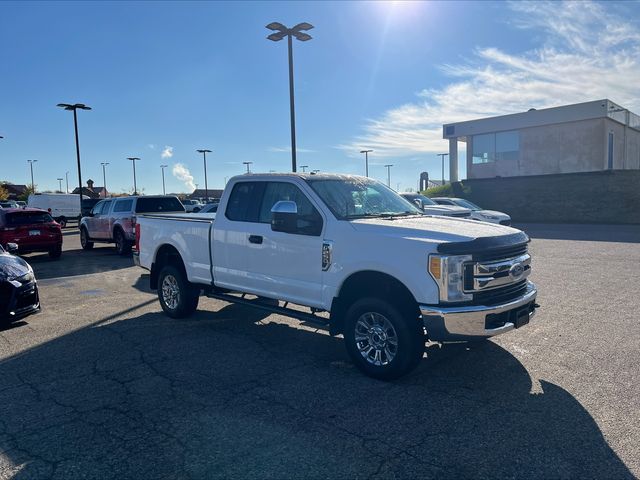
[1, 224, 639, 479]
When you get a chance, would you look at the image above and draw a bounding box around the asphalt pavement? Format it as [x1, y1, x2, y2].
[0, 224, 638, 479]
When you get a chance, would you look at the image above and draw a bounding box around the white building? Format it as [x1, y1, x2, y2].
[442, 99, 640, 180]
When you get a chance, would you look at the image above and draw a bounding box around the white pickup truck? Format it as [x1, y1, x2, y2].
[134, 173, 538, 380]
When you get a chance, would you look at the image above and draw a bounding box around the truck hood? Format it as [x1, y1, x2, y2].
[0, 252, 32, 281]
[350, 215, 520, 244]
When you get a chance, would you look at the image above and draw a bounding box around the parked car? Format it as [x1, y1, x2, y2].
[432, 197, 512, 225]
[80, 195, 185, 255]
[0, 242, 40, 325]
[0, 208, 63, 259]
[14, 201, 27, 208]
[399, 193, 471, 218]
[28, 193, 81, 228]
[135, 173, 538, 380]
[81, 198, 102, 218]
[198, 203, 218, 214]
[0, 201, 18, 209]
[182, 199, 203, 213]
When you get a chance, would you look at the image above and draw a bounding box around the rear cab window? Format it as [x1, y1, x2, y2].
[134, 197, 185, 213]
[113, 199, 134, 213]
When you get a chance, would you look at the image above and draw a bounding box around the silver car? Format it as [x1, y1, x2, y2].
[80, 196, 185, 254]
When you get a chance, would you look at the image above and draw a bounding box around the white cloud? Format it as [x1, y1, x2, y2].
[172, 163, 195, 191]
[147, 144, 156, 150]
[342, 1, 640, 158]
[161, 146, 174, 159]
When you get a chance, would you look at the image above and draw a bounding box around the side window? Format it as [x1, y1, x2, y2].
[225, 182, 265, 222]
[91, 201, 104, 215]
[113, 199, 133, 213]
[258, 182, 323, 236]
[101, 200, 113, 214]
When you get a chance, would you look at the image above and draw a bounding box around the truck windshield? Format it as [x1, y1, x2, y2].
[135, 197, 185, 213]
[307, 178, 422, 220]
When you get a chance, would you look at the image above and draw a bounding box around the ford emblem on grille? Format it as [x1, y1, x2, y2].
[509, 262, 525, 280]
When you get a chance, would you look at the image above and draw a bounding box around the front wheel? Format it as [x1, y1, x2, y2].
[58, 217, 67, 229]
[158, 265, 200, 318]
[344, 298, 425, 380]
[80, 227, 94, 250]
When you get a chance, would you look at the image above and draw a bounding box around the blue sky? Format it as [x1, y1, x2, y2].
[1, 0, 639, 195]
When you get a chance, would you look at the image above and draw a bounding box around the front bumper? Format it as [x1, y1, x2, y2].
[1, 279, 40, 323]
[420, 281, 537, 341]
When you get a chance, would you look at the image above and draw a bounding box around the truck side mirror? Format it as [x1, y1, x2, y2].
[271, 201, 298, 234]
[414, 199, 424, 210]
[6, 243, 18, 254]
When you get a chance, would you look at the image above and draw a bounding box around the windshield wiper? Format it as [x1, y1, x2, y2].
[345, 211, 420, 220]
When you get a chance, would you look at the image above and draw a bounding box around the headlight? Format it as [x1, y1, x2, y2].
[428, 254, 472, 303]
[15, 271, 34, 284]
[482, 213, 499, 220]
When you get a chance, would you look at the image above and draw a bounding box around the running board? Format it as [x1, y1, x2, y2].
[205, 291, 330, 326]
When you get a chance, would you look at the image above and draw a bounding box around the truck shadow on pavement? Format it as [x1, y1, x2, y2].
[24, 247, 133, 280]
[0, 301, 633, 479]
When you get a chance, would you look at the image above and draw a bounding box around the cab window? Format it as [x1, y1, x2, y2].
[258, 182, 323, 236]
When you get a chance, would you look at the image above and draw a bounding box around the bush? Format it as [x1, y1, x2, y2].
[422, 183, 454, 198]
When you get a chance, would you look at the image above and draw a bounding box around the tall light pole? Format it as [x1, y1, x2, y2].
[437, 153, 448, 186]
[360, 149, 373, 177]
[100, 162, 109, 198]
[127, 157, 140, 195]
[384, 164, 393, 187]
[266, 21, 314, 173]
[65, 171, 69, 193]
[57, 178, 63, 192]
[243, 161, 253, 173]
[57, 103, 91, 214]
[160, 164, 168, 195]
[27, 159, 37, 192]
[196, 149, 212, 202]
[300, 165, 308, 172]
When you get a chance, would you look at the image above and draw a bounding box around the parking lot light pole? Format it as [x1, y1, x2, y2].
[160, 164, 168, 195]
[27, 159, 37, 192]
[360, 149, 373, 177]
[100, 162, 109, 198]
[266, 21, 314, 173]
[243, 161, 253, 173]
[196, 149, 212, 202]
[57, 103, 91, 213]
[437, 153, 448, 186]
[384, 164, 393, 187]
[126, 157, 140, 195]
[57, 178, 63, 192]
[65, 171, 69, 193]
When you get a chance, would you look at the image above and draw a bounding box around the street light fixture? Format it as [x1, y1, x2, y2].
[384, 164, 393, 187]
[160, 164, 168, 195]
[243, 161, 253, 173]
[360, 149, 373, 177]
[266, 21, 314, 173]
[126, 157, 141, 195]
[57, 103, 91, 213]
[311, 169, 320, 174]
[57, 178, 64, 192]
[196, 149, 212, 202]
[437, 153, 448, 186]
[100, 163, 109, 198]
[300, 165, 308, 173]
[27, 159, 37, 192]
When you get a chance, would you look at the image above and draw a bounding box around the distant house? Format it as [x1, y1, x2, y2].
[3, 184, 28, 200]
[71, 179, 102, 199]
[189, 188, 223, 200]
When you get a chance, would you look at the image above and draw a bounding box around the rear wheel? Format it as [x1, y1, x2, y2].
[58, 217, 67, 229]
[344, 298, 425, 381]
[158, 265, 200, 318]
[114, 229, 131, 255]
[80, 227, 94, 250]
[48, 245, 62, 259]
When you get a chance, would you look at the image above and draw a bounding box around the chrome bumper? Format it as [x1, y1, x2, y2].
[420, 281, 538, 341]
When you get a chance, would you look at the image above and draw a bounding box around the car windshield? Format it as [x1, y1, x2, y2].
[6, 211, 53, 225]
[307, 178, 422, 219]
[452, 198, 481, 210]
[413, 194, 437, 206]
[135, 197, 185, 213]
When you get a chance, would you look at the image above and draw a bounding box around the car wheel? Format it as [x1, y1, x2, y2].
[58, 217, 67, 229]
[80, 227, 94, 250]
[193, 207, 200, 213]
[344, 298, 425, 380]
[158, 265, 200, 318]
[48, 245, 62, 259]
[114, 229, 131, 255]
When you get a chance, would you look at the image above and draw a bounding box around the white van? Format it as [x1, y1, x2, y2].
[28, 193, 81, 228]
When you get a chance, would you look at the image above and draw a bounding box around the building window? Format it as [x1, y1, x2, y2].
[472, 133, 495, 164]
[608, 132, 614, 169]
[472, 131, 520, 164]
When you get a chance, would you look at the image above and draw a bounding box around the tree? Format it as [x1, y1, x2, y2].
[18, 185, 35, 202]
[0, 184, 8, 201]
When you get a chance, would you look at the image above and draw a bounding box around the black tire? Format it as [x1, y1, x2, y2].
[114, 229, 131, 255]
[48, 245, 62, 259]
[80, 227, 94, 250]
[157, 265, 200, 318]
[193, 207, 200, 213]
[344, 298, 425, 381]
[58, 217, 67, 229]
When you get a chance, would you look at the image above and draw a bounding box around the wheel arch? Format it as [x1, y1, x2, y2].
[330, 270, 419, 335]
[150, 243, 186, 290]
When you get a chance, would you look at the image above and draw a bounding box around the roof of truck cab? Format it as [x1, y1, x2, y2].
[230, 173, 369, 182]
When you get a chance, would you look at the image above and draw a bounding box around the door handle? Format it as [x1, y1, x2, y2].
[248, 235, 263, 244]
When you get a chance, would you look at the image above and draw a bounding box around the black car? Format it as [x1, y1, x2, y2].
[0, 243, 40, 325]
